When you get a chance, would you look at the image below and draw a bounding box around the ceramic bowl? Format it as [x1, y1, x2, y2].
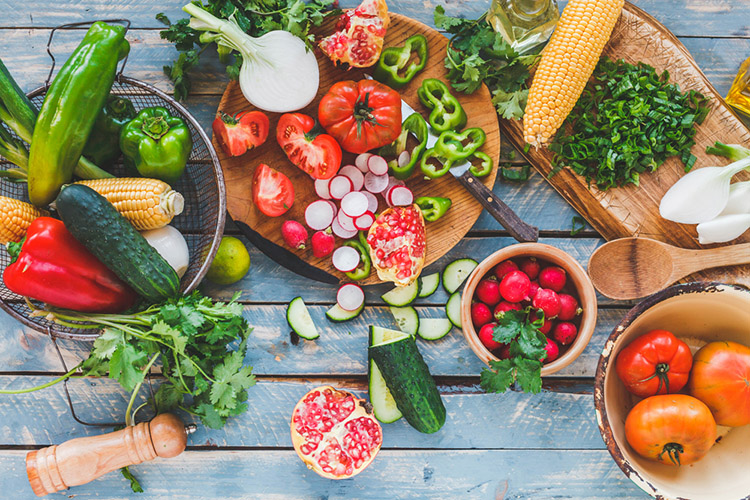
[594, 282, 750, 500]
[460, 243, 598, 375]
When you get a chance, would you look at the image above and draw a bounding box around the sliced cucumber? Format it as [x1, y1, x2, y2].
[286, 297, 319, 340]
[381, 280, 420, 307]
[417, 272, 440, 298]
[446, 292, 462, 329]
[417, 318, 453, 341]
[389, 306, 419, 335]
[325, 302, 364, 322]
[442, 258, 478, 294]
[369, 360, 403, 423]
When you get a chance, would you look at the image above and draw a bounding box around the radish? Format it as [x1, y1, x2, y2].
[305, 200, 335, 231]
[499, 270, 531, 302]
[386, 176, 406, 192]
[324, 200, 338, 218]
[311, 229, 335, 258]
[281, 220, 308, 250]
[397, 150, 411, 168]
[332, 247, 360, 273]
[337, 210, 358, 232]
[367, 154, 388, 175]
[355, 153, 372, 173]
[387, 186, 414, 206]
[364, 172, 389, 193]
[328, 175, 353, 200]
[341, 191, 368, 218]
[336, 283, 365, 311]
[361, 191, 379, 213]
[331, 216, 358, 239]
[339, 165, 365, 191]
[314, 178, 332, 199]
[354, 211, 375, 230]
[538, 266, 567, 292]
[532, 288, 561, 318]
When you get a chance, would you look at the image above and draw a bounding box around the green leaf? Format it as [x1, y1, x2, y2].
[570, 216, 586, 236]
[90, 328, 126, 359]
[516, 322, 547, 360]
[492, 88, 528, 120]
[433, 5, 473, 32]
[492, 309, 525, 344]
[195, 402, 226, 429]
[514, 358, 543, 394]
[109, 344, 148, 392]
[152, 320, 188, 355]
[153, 382, 184, 413]
[480, 359, 515, 393]
[120, 466, 143, 493]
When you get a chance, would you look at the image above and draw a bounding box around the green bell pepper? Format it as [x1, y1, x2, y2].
[120, 106, 193, 184]
[373, 35, 428, 89]
[82, 95, 136, 169]
[433, 128, 486, 161]
[468, 151, 493, 177]
[344, 240, 371, 281]
[415, 196, 452, 222]
[417, 78, 467, 133]
[419, 148, 450, 179]
[380, 112, 429, 180]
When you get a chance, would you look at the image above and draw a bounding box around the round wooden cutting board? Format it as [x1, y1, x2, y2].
[214, 13, 500, 285]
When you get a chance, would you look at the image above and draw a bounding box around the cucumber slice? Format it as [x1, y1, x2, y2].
[286, 297, 319, 340]
[325, 302, 364, 322]
[446, 292, 462, 329]
[369, 326, 404, 423]
[381, 280, 420, 307]
[417, 318, 453, 341]
[389, 306, 419, 335]
[442, 258, 478, 294]
[417, 272, 440, 298]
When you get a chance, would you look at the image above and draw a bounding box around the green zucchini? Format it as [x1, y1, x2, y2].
[369, 326, 446, 433]
[56, 184, 180, 302]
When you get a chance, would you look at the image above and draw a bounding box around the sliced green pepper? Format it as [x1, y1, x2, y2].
[415, 196, 452, 222]
[417, 78, 467, 133]
[373, 35, 428, 89]
[380, 112, 429, 180]
[433, 128, 486, 161]
[82, 95, 136, 169]
[419, 148, 450, 179]
[468, 151, 493, 177]
[344, 240, 371, 281]
[120, 106, 193, 184]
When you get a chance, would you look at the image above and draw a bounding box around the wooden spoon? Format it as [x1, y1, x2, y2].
[587, 237, 750, 300]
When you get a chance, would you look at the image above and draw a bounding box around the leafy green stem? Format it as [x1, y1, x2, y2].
[125, 353, 161, 427]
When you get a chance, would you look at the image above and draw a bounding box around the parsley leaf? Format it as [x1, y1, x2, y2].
[109, 343, 148, 392]
[480, 359, 515, 393]
[120, 466, 143, 493]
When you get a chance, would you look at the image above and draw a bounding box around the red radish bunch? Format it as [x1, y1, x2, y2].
[471, 302, 492, 328]
[475, 278, 501, 306]
[478, 322, 501, 350]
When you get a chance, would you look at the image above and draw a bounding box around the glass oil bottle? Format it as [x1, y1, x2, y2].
[487, 0, 560, 55]
[726, 57, 750, 117]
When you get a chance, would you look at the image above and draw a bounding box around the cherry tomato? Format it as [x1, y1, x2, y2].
[251, 163, 294, 217]
[276, 113, 342, 180]
[212, 110, 269, 157]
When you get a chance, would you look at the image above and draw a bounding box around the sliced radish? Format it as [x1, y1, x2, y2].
[354, 211, 375, 231]
[367, 155, 389, 175]
[337, 283, 365, 311]
[355, 153, 372, 173]
[386, 176, 406, 193]
[364, 172, 389, 193]
[388, 186, 414, 206]
[337, 210, 358, 232]
[325, 200, 338, 218]
[361, 191, 379, 213]
[339, 165, 365, 191]
[305, 200, 335, 231]
[340, 191, 368, 218]
[331, 216, 359, 239]
[397, 150, 411, 168]
[332, 247, 360, 273]
[328, 175, 353, 200]
[314, 178, 332, 199]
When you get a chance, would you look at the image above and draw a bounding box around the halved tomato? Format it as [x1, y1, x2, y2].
[212, 110, 270, 157]
[252, 163, 294, 217]
[276, 113, 342, 180]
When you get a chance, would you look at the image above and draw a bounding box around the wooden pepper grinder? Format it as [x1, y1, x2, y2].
[26, 413, 195, 497]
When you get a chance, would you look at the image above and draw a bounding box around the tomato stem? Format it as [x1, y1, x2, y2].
[658, 442, 684, 466]
[353, 92, 384, 138]
[641, 362, 671, 394]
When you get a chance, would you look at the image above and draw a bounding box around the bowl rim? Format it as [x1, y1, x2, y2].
[593, 281, 750, 500]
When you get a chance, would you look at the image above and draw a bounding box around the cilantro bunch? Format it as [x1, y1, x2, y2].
[480, 308, 548, 394]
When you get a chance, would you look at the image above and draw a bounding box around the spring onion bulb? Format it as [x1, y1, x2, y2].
[141, 225, 190, 277]
[718, 181, 750, 216]
[696, 214, 750, 244]
[183, 3, 319, 113]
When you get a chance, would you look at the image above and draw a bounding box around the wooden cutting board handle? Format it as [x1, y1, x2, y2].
[26, 413, 190, 497]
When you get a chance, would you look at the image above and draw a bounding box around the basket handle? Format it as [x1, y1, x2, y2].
[45, 19, 131, 88]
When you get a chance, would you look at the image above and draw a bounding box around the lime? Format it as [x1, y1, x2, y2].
[206, 236, 251, 285]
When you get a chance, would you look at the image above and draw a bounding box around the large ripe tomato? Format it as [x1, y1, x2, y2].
[625, 394, 717, 466]
[688, 341, 750, 427]
[615, 329, 692, 397]
[252, 163, 294, 217]
[318, 80, 402, 154]
[276, 113, 342, 180]
[212, 110, 269, 157]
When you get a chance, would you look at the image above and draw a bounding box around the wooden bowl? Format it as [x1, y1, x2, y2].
[594, 282, 750, 500]
[460, 243, 598, 375]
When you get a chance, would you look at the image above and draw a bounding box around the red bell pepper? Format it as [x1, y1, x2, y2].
[3, 217, 137, 313]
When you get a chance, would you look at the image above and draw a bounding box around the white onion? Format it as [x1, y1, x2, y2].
[141, 225, 190, 278]
[696, 214, 750, 244]
[719, 181, 750, 216]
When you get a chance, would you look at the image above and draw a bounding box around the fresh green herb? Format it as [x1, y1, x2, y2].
[570, 215, 586, 236]
[549, 58, 710, 190]
[507, 150, 516, 161]
[480, 308, 547, 394]
[500, 164, 531, 182]
[433, 6, 540, 120]
[120, 466, 143, 493]
[706, 141, 750, 161]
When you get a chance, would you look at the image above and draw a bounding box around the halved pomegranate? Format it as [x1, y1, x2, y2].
[291, 386, 383, 479]
[366, 204, 426, 286]
[318, 0, 390, 68]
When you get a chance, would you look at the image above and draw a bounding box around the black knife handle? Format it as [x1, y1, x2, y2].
[457, 171, 539, 242]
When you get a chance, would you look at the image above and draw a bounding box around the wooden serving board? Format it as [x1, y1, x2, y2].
[500, 2, 750, 289]
[215, 13, 500, 285]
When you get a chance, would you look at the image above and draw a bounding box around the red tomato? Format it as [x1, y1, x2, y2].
[318, 80, 402, 154]
[212, 110, 270, 157]
[251, 163, 294, 217]
[276, 113, 342, 180]
[615, 329, 692, 397]
[688, 341, 750, 427]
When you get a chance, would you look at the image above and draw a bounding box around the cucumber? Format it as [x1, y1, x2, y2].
[369, 326, 446, 433]
[325, 302, 364, 322]
[417, 272, 440, 298]
[381, 280, 420, 307]
[287, 297, 319, 340]
[389, 306, 419, 335]
[368, 326, 404, 423]
[442, 258, 478, 294]
[417, 318, 453, 341]
[446, 292, 462, 329]
[56, 184, 179, 302]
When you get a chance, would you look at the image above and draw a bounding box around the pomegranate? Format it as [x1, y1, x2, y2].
[291, 386, 383, 479]
[318, 0, 389, 68]
[366, 205, 426, 286]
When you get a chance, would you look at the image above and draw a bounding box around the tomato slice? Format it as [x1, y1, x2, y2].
[213, 111, 270, 157]
[276, 113, 342, 180]
[252, 163, 295, 217]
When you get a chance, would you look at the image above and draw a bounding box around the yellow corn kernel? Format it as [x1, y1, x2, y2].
[0, 196, 48, 244]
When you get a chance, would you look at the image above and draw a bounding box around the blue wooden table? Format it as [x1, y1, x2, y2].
[0, 1, 747, 498]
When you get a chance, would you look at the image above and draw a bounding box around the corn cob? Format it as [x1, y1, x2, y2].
[0, 196, 48, 244]
[75, 178, 184, 231]
[523, 0, 624, 148]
